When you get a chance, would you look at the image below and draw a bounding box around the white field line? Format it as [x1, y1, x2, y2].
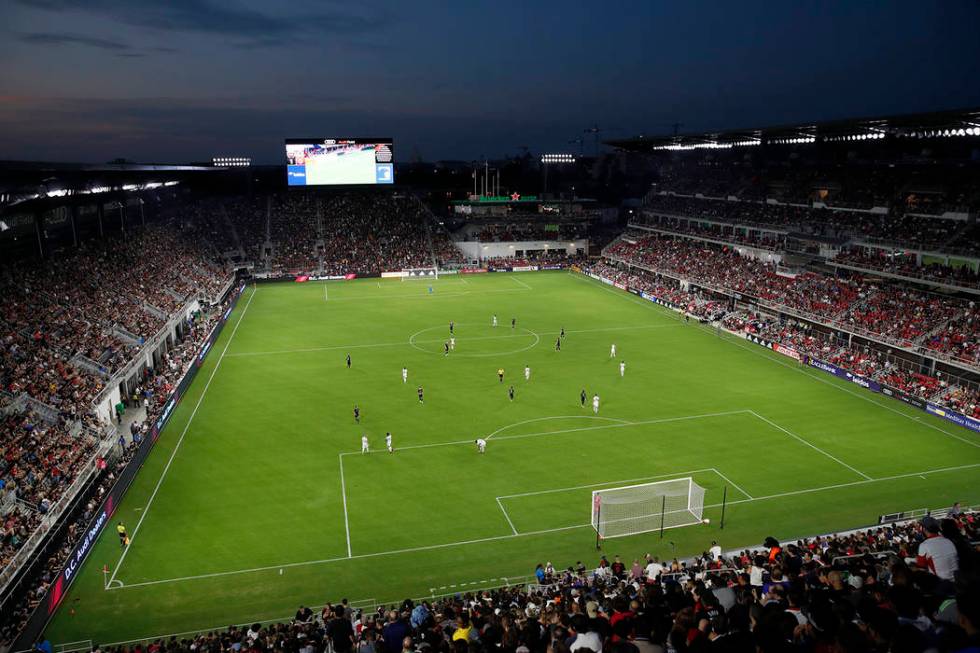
[496, 468, 716, 499]
[567, 270, 673, 313]
[510, 275, 533, 290]
[695, 322, 980, 450]
[719, 461, 980, 508]
[320, 288, 531, 302]
[485, 415, 631, 440]
[338, 454, 352, 558]
[337, 410, 752, 456]
[564, 324, 683, 334]
[224, 324, 683, 358]
[747, 410, 872, 481]
[573, 272, 978, 451]
[107, 460, 980, 592]
[710, 467, 755, 500]
[107, 287, 258, 586]
[496, 498, 518, 535]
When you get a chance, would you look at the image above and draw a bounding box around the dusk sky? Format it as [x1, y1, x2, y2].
[1, 0, 979, 164]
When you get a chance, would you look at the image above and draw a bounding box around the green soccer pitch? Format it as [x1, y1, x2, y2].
[44, 271, 980, 646]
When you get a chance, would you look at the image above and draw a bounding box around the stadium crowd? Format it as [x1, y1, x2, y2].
[634, 218, 786, 252]
[604, 234, 980, 361]
[582, 259, 980, 419]
[0, 297, 236, 650]
[476, 224, 589, 243]
[213, 193, 444, 275]
[642, 195, 976, 254]
[74, 509, 979, 653]
[833, 251, 980, 290]
[0, 221, 232, 638]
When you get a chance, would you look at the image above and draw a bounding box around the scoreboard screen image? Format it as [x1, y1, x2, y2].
[285, 138, 394, 186]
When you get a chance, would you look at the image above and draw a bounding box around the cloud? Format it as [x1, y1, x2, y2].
[16, 31, 181, 57]
[18, 31, 133, 51]
[13, 0, 389, 46]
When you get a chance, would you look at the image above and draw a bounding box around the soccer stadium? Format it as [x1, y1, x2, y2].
[2, 4, 980, 653]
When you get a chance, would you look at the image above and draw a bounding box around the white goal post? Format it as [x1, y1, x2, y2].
[591, 477, 706, 542]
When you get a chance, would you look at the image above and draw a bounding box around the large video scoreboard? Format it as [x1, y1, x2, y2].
[285, 138, 394, 186]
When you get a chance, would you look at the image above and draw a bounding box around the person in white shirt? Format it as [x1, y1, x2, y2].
[402, 367, 408, 383]
[475, 438, 487, 453]
[361, 435, 369, 453]
[449, 336, 455, 351]
[385, 432, 393, 453]
[709, 541, 722, 560]
[592, 394, 600, 414]
[644, 556, 664, 581]
[610, 343, 616, 357]
[619, 360, 626, 377]
[916, 516, 959, 580]
[570, 625, 602, 653]
[524, 365, 531, 381]
[492, 314, 498, 328]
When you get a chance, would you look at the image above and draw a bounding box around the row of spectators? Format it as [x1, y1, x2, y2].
[210, 193, 445, 275]
[722, 311, 980, 420]
[834, 250, 980, 290]
[582, 259, 980, 418]
[634, 217, 786, 252]
[81, 509, 979, 653]
[476, 224, 588, 243]
[604, 234, 980, 363]
[0, 299, 234, 650]
[643, 195, 977, 254]
[0, 221, 231, 638]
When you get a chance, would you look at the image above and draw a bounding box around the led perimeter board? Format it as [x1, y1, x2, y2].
[285, 138, 394, 186]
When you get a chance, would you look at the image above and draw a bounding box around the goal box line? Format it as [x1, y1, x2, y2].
[496, 468, 744, 537]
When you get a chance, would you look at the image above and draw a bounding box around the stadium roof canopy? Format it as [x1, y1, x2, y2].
[606, 107, 980, 152]
[0, 160, 254, 213]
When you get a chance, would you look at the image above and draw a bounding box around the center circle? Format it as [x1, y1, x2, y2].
[408, 323, 540, 357]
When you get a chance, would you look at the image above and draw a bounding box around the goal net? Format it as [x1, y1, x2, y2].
[591, 477, 706, 540]
[402, 267, 439, 280]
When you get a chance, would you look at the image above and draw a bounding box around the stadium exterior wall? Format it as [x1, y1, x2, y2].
[580, 270, 980, 435]
[12, 283, 248, 652]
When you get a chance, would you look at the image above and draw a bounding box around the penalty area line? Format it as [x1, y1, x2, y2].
[510, 275, 533, 290]
[747, 410, 872, 481]
[105, 460, 980, 592]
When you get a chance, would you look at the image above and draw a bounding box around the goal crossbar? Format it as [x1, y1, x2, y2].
[591, 476, 705, 540]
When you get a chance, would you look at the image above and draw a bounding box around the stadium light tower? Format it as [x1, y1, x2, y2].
[540, 154, 576, 194]
[211, 156, 251, 168]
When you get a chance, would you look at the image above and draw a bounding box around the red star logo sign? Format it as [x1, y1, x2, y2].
[510, 192, 521, 201]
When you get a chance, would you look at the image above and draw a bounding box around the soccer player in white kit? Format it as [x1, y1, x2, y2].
[524, 365, 531, 381]
[450, 336, 455, 351]
[361, 434, 369, 453]
[610, 343, 616, 358]
[592, 394, 600, 414]
[385, 432, 393, 453]
[492, 314, 498, 328]
[475, 438, 487, 453]
[402, 367, 408, 383]
[620, 360, 626, 377]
